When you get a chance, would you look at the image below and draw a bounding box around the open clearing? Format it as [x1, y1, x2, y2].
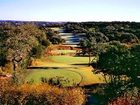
[48, 56, 94, 65]
[26, 46, 105, 87]
[26, 67, 104, 86]
[25, 69, 82, 87]
[30, 56, 94, 67]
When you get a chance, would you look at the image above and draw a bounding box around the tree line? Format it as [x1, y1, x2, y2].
[64, 22, 140, 104]
[0, 22, 63, 74]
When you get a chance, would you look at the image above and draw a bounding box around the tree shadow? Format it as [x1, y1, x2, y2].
[27, 66, 78, 69]
[71, 63, 88, 66]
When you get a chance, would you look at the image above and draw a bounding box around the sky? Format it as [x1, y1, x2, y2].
[0, 0, 140, 22]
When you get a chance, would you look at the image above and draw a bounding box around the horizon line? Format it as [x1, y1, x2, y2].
[0, 19, 140, 23]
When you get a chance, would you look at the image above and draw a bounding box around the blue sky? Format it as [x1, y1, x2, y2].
[0, 0, 140, 22]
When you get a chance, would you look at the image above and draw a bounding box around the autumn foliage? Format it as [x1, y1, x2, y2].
[108, 95, 140, 105]
[0, 79, 85, 105]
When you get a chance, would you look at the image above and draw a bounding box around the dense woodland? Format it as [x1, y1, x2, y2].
[1, 21, 140, 105]
[65, 22, 140, 43]
[0, 22, 64, 73]
[64, 22, 140, 104]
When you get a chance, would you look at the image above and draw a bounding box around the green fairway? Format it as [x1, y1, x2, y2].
[26, 48, 104, 87]
[48, 56, 94, 65]
[25, 69, 82, 86]
[25, 67, 104, 86]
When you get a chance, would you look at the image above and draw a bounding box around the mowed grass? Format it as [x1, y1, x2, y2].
[48, 56, 94, 65]
[71, 67, 105, 86]
[27, 55, 104, 87]
[31, 56, 94, 67]
[25, 67, 105, 86]
[25, 69, 82, 87]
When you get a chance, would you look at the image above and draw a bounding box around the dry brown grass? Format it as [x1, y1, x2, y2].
[30, 58, 70, 67]
[45, 45, 80, 56]
[0, 79, 86, 105]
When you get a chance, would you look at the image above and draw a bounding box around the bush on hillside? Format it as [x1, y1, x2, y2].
[0, 80, 85, 105]
[30, 45, 44, 58]
[41, 76, 79, 87]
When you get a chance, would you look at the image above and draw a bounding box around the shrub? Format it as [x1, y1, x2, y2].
[1, 62, 13, 74]
[0, 52, 7, 66]
[108, 95, 140, 105]
[41, 76, 72, 87]
[30, 45, 44, 58]
[0, 81, 85, 105]
[41, 39, 51, 47]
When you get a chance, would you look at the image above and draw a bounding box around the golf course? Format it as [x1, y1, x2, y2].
[26, 45, 105, 87]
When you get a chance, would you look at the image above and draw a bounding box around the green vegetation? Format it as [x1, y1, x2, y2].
[25, 69, 82, 86]
[0, 23, 48, 74]
[26, 54, 104, 87]
[48, 56, 94, 65]
[25, 68, 104, 86]
[92, 43, 140, 104]
[1, 21, 140, 105]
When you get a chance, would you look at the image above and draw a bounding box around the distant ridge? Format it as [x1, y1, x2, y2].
[0, 20, 140, 23]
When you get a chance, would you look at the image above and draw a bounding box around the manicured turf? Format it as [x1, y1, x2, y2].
[48, 56, 94, 65]
[70, 68, 105, 86]
[25, 67, 104, 86]
[31, 56, 94, 67]
[25, 69, 82, 86]
[27, 52, 104, 87]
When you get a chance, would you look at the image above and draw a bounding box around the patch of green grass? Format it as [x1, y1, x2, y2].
[48, 56, 94, 65]
[25, 68, 104, 86]
[69, 69, 105, 86]
[27, 53, 104, 87]
[25, 69, 82, 87]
